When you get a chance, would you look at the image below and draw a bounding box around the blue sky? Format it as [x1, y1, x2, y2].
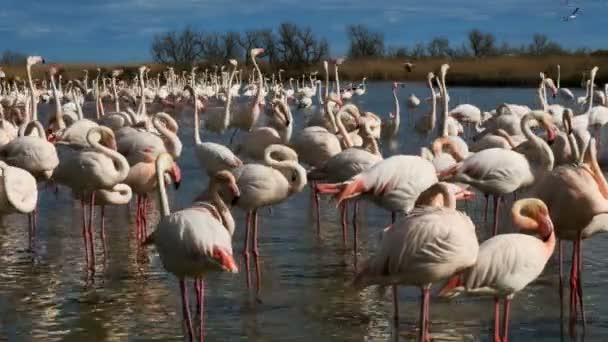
[1, 0, 605, 62]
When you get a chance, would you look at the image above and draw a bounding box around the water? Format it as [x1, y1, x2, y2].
[1, 82, 606, 341]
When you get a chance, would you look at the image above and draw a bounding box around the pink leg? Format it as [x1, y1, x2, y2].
[198, 280, 204, 342]
[576, 235, 586, 329]
[502, 298, 511, 342]
[135, 196, 141, 241]
[340, 202, 347, 245]
[242, 211, 251, 289]
[179, 279, 195, 342]
[88, 192, 96, 272]
[392, 285, 399, 322]
[353, 201, 359, 270]
[484, 194, 489, 225]
[492, 195, 501, 236]
[569, 240, 578, 336]
[100, 205, 107, 261]
[252, 209, 261, 295]
[558, 239, 564, 328]
[494, 297, 501, 342]
[419, 287, 430, 342]
[81, 199, 90, 269]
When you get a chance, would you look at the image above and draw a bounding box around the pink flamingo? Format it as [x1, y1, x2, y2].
[440, 198, 555, 342]
[145, 154, 237, 342]
[354, 182, 479, 342]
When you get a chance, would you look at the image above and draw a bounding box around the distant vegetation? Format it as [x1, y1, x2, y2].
[2, 23, 608, 87]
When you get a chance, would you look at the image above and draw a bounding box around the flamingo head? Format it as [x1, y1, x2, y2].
[251, 48, 265, 57]
[228, 59, 238, 67]
[513, 198, 553, 241]
[544, 78, 558, 98]
[214, 170, 240, 199]
[27, 56, 45, 67]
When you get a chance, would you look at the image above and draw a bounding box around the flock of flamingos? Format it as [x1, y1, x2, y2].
[0, 48, 608, 341]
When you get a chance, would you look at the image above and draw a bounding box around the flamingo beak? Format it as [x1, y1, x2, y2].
[229, 182, 240, 198]
[540, 213, 554, 242]
[455, 189, 475, 201]
[171, 163, 182, 189]
[546, 126, 557, 145]
[212, 247, 238, 273]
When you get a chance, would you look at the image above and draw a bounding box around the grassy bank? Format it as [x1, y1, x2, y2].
[2, 55, 608, 87]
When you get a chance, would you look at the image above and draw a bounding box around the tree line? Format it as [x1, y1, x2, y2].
[148, 23, 597, 68]
[0, 24, 599, 69]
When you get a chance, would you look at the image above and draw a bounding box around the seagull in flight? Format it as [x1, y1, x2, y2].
[563, 7, 580, 21]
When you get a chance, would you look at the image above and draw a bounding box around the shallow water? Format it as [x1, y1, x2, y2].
[1, 82, 606, 341]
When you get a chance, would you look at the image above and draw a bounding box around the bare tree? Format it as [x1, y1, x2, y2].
[427, 37, 451, 57]
[468, 29, 496, 57]
[347, 24, 385, 58]
[0, 50, 27, 66]
[411, 43, 427, 59]
[151, 26, 204, 66]
[275, 22, 328, 65]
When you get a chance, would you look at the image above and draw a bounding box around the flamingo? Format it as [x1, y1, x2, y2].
[145, 154, 237, 342]
[184, 85, 241, 176]
[440, 110, 556, 235]
[531, 136, 608, 333]
[0, 160, 37, 220]
[354, 182, 478, 341]
[53, 126, 130, 272]
[440, 198, 555, 342]
[230, 144, 307, 292]
[354, 77, 366, 96]
[556, 64, 575, 104]
[236, 99, 293, 161]
[381, 82, 401, 141]
[316, 154, 438, 218]
[414, 72, 437, 134]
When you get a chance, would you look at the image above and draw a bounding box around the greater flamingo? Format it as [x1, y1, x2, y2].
[145, 155, 237, 342]
[440, 198, 555, 342]
[354, 182, 478, 341]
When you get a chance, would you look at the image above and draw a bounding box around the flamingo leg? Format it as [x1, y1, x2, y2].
[135, 195, 141, 242]
[493, 297, 501, 342]
[558, 239, 565, 330]
[392, 285, 399, 322]
[100, 205, 107, 261]
[198, 280, 204, 342]
[252, 209, 261, 295]
[353, 200, 359, 270]
[142, 195, 149, 239]
[569, 239, 578, 336]
[340, 202, 347, 245]
[28, 213, 33, 251]
[391, 211, 396, 224]
[88, 192, 96, 273]
[314, 183, 321, 235]
[419, 287, 430, 342]
[501, 298, 511, 342]
[484, 194, 489, 225]
[81, 199, 90, 270]
[243, 211, 251, 289]
[576, 235, 586, 329]
[179, 279, 195, 342]
[492, 195, 501, 236]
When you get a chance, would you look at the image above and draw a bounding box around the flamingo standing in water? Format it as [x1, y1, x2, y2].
[532, 137, 608, 333]
[354, 182, 479, 341]
[440, 110, 557, 235]
[230, 144, 307, 292]
[52, 126, 130, 272]
[145, 154, 236, 342]
[440, 198, 555, 342]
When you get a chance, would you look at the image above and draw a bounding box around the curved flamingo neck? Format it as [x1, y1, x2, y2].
[521, 113, 554, 173]
[336, 104, 358, 148]
[155, 158, 172, 217]
[50, 74, 66, 129]
[153, 114, 182, 158]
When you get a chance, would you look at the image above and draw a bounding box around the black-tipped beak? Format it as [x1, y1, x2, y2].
[173, 180, 181, 190]
[231, 196, 240, 206]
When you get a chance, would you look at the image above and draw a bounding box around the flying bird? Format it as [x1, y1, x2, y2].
[404, 62, 414, 72]
[563, 7, 580, 21]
